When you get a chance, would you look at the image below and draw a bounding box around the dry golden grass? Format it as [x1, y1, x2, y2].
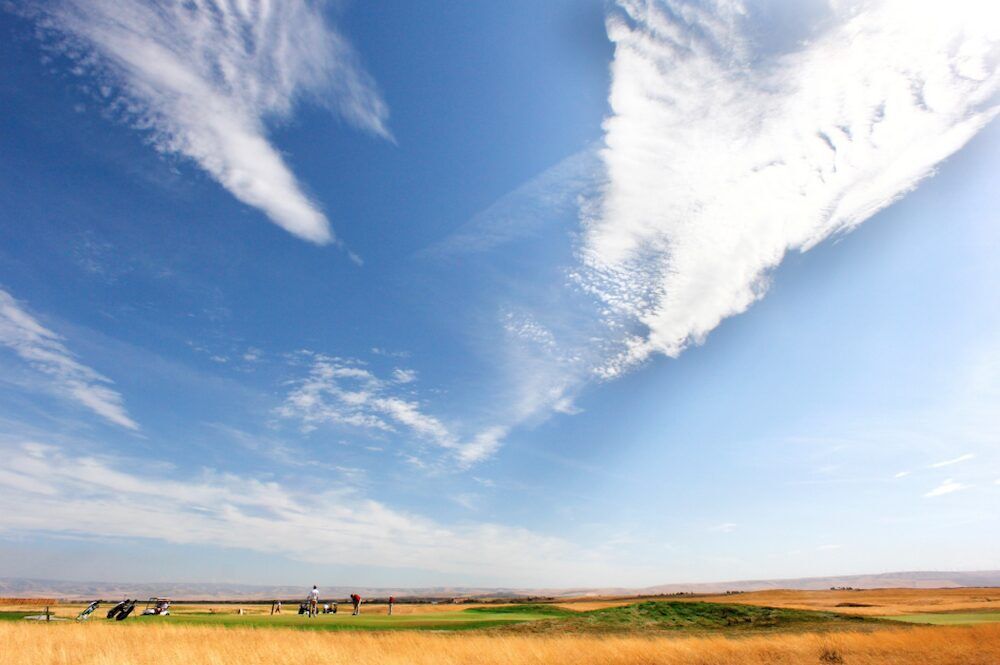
[551, 587, 1000, 616]
[3, 621, 999, 665]
[0, 599, 62, 614]
[697, 587, 1000, 616]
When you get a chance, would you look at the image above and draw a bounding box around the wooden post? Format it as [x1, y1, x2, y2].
[46, 605, 50, 622]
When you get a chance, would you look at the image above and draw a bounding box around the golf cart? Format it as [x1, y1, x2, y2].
[141, 597, 171, 616]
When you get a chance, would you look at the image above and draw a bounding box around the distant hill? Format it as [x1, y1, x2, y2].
[632, 570, 1000, 595]
[2, 570, 997, 601]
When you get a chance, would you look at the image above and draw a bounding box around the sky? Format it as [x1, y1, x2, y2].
[0, 0, 997, 589]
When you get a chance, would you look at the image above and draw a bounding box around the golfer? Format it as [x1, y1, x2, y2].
[388, 595, 395, 616]
[309, 586, 320, 618]
[351, 593, 362, 616]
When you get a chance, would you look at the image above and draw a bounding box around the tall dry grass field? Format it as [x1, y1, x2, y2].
[553, 587, 1000, 615]
[4, 621, 1000, 665]
[698, 587, 1000, 616]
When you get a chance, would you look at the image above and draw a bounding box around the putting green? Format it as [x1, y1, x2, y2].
[128, 607, 557, 631]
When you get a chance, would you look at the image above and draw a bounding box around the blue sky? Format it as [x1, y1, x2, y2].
[0, 0, 997, 588]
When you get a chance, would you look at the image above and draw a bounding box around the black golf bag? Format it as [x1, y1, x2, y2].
[106, 600, 129, 619]
[116, 599, 138, 621]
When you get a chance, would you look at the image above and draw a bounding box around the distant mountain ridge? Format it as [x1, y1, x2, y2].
[2, 570, 998, 601]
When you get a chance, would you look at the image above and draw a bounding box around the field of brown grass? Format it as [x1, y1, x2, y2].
[696, 587, 1000, 616]
[551, 587, 1000, 616]
[4, 621, 999, 665]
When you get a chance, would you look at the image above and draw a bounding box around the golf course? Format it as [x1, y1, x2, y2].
[5, 589, 1000, 664]
[0, 0, 997, 663]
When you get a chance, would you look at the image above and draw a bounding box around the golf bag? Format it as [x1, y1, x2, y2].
[298, 603, 308, 615]
[116, 599, 137, 621]
[77, 600, 100, 621]
[106, 600, 129, 620]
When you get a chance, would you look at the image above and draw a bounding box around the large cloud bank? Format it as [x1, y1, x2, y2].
[0, 440, 619, 585]
[583, 0, 998, 377]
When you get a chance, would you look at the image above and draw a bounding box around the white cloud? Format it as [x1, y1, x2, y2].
[408, 0, 999, 448]
[371, 347, 410, 359]
[455, 426, 507, 467]
[928, 453, 975, 468]
[32, 0, 390, 244]
[709, 522, 737, 533]
[581, 0, 999, 377]
[894, 471, 911, 478]
[277, 354, 503, 465]
[0, 440, 618, 585]
[391, 368, 417, 384]
[0, 289, 138, 430]
[924, 478, 970, 498]
[503, 311, 560, 352]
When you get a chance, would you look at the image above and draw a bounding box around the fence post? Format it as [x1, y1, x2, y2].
[46, 605, 50, 622]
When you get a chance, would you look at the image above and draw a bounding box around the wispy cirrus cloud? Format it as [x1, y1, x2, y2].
[924, 478, 970, 498]
[581, 0, 999, 377]
[708, 522, 737, 533]
[29, 0, 390, 245]
[0, 289, 137, 430]
[0, 439, 620, 585]
[424, 147, 603, 257]
[928, 453, 975, 468]
[277, 354, 505, 466]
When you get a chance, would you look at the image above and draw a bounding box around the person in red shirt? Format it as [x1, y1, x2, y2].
[388, 595, 395, 616]
[351, 593, 362, 616]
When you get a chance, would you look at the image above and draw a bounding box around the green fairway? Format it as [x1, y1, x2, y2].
[881, 612, 1000, 626]
[126, 606, 560, 632]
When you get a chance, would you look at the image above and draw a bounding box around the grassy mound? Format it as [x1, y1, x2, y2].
[464, 604, 577, 616]
[498, 601, 877, 634]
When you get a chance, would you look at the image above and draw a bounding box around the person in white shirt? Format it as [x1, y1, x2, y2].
[308, 586, 320, 618]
